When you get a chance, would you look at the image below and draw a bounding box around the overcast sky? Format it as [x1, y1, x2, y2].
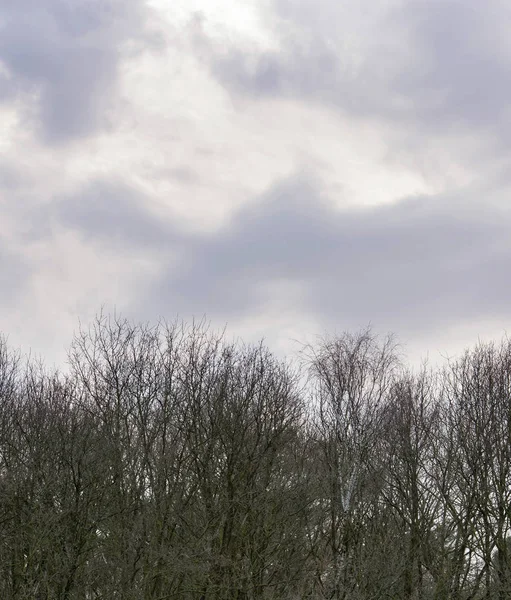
[1, 0, 511, 368]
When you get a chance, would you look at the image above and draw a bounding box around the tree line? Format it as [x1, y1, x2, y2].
[1, 314, 511, 599]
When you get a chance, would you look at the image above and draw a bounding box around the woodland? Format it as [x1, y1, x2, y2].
[1, 315, 510, 599]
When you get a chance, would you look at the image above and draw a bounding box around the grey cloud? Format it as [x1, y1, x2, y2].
[0, 243, 31, 307]
[0, 0, 155, 143]
[209, 38, 347, 105]
[0, 164, 23, 190]
[202, 0, 511, 143]
[144, 175, 511, 337]
[50, 179, 181, 251]
[390, 1, 511, 131]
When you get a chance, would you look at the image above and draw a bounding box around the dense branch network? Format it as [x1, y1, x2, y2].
[0, 315, 510, 599]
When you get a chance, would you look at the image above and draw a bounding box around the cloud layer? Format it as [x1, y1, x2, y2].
[0, 0, 155, 143]
[145, 175, 511, 337]
[207, 0, 511, 137]
[1, 0, 511, 365]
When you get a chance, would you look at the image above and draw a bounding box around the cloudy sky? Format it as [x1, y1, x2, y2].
[1, 0, 511, 368]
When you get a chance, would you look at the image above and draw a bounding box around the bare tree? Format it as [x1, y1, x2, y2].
[303, 329, 401, 600]
[4, 317, 511, 600]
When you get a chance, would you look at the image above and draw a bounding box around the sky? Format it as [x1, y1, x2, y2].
[1, 0, 511, 369]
